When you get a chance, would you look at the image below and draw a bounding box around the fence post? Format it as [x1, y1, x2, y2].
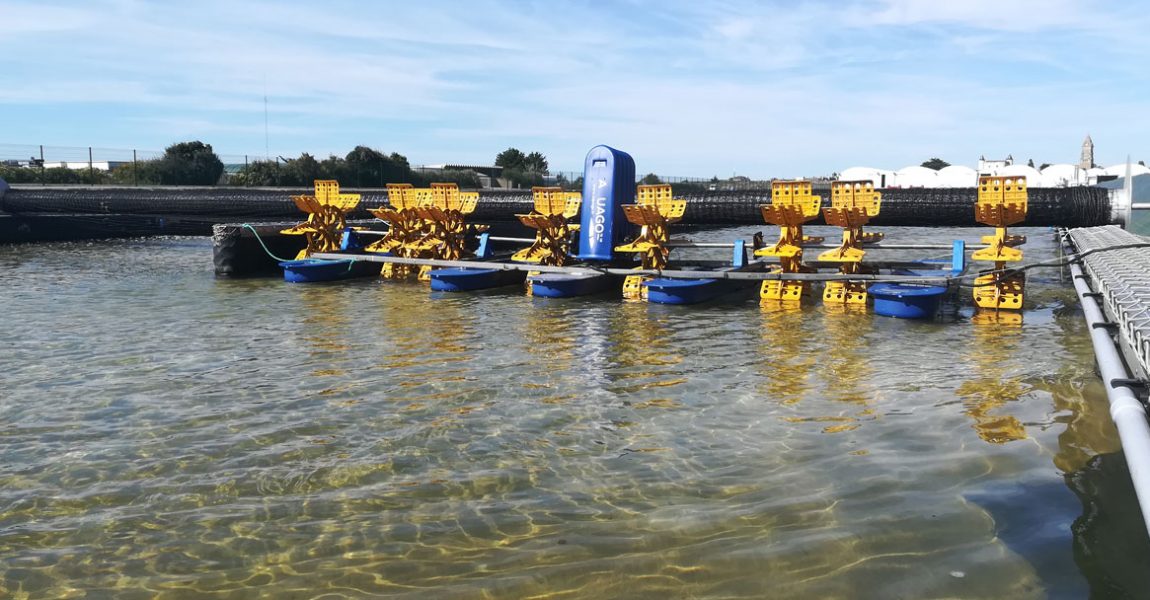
[88, 146, 94, 183]
[39, 144, 44, 180]
[133, 149, 138, 186]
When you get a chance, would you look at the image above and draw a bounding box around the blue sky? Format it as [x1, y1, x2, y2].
[1, 0, 1147, 177]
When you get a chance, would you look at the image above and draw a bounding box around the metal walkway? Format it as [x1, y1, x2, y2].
[1068, 225, 1150, 379]
[1065, 225, 1150, 537]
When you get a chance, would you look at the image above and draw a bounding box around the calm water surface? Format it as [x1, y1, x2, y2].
[2, 226, 1149, 599]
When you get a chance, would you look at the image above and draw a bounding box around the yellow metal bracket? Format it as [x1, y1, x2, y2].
[615, 184, 687, 300]
[755, 180, 822, 302]
[972, 176, 1027, 310]
[280, 180, 361, 260]
[819, 181, 882, 305]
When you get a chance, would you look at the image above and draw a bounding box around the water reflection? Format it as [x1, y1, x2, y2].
[811, 305, 877, 433]
[756, 302, 815, 406]
[295, 284, 354, 356]
[604, 302, 683, 395]
[375, 285, 472, 370]
[756, 303, 877, 435]
[4, 233, 1149, 598]
[957, 312, 1029, 444]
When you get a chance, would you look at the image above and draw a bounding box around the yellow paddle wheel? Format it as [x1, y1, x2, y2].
[280, 180, 361, 259]
[818, 181, 882, 305]
[614, 184, 686, 300]
[756, 181, 823, 302]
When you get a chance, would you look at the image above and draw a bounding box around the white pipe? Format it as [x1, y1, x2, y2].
[1066, 236, 1150, 536]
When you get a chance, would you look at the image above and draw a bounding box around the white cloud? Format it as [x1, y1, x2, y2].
[0, 0, 1148, 174]
[860, 0, 1089, 31]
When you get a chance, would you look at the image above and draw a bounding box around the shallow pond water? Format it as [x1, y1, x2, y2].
[1, 226, 1148, 599]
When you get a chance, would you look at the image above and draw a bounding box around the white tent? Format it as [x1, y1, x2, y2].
[936, 165, 977, 188]
[839, 166, 896, 188]
[894, 165, 938, 188]
[1041, 163, 1088, 187]
[1099, 163, 1150, 178]
[998, 164, 1046, 187]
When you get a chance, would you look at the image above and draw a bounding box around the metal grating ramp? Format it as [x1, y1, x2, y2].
[1068, 225, 1150, 380]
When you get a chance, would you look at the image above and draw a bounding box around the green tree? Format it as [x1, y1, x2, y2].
[106, 161, 160, 185]
[155, 141, 224, 185]
[283, 153, 322, 186]
[640, 173, 662, 185]
[433, 169, 481, 188]
[231, 160, 285, 186]
[524, 151, 548, 174]
[920, 157, 950, 170]
[0, 165, 42, 183]
[320, 154, 349, 184]
[495, 147, 527, 170]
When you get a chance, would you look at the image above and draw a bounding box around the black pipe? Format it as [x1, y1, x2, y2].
[0, 185, 1113, 228]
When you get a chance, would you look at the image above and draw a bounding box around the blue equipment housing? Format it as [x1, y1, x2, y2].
[869, 283, 949, 319]
[575, 145, 636, 262]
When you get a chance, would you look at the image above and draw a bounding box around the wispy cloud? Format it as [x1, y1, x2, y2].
[0, 0, 1147, 174]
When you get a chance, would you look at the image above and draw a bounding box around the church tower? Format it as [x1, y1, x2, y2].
[1080, 134, 1094, 169]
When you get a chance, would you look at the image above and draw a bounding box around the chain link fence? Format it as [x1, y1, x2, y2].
[0, 143, 771, 189]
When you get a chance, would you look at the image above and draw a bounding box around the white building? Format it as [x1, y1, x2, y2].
[998, 164, 1046, 187]
[977, 155, 1013, 174]
[42, 161, 130, 171]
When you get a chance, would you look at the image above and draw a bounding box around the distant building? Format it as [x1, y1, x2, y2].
[417, 164, 503, 188]
[977, 155, 1013, 175]
[41, 161, 130, 171]
[1080, 135, 1095, 169]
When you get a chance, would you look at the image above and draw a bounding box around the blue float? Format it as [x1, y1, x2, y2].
[280, 258, 375, 283]
[429, 268, 525, 292]
[528, 272, 615, 298]
[575, 145, 635, 262]
[280, 228, 375, 283]
[869, 283, 949, 319]
[644, 241, 757, 305]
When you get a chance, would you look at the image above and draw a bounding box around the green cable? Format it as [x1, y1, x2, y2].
[241, 223, 360, 272]
[241, 223, 295, 263]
